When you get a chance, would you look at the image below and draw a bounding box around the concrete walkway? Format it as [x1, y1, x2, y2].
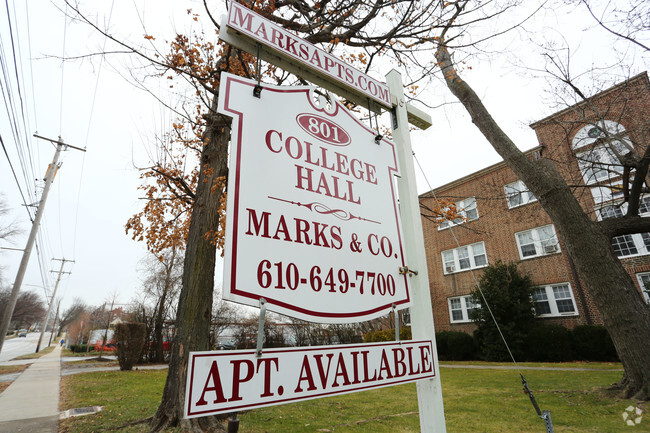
[0, 345, 61, 433]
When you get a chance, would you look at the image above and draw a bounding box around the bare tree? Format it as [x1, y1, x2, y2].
[210, 299, 238, 348]
[0, 195, 22, 284]
[434, 1, 650, 399]
[0, 195, 20, 241]
[59, 298, 88, 332]
[139, 248, 182, 362]
[0, 289, 45, 331]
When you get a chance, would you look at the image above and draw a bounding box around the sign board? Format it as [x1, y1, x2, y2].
[223, 2, 391, 110]
[185, 340, 436, 418]
[219, 73, 411, 322]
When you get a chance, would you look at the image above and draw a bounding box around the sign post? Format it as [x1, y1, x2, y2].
[387, 70, 446, 432]
[184, 4, 447, 430]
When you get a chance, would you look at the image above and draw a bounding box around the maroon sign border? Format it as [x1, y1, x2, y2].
[186, 339, 436, 417]
[221, 74, 410, 320]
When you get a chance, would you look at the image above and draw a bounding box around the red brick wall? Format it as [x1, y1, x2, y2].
[421, 73, 650, 333]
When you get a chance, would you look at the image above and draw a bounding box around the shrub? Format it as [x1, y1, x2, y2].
[364, 326, 411, 342]
[571, 325, 618, 362]
[471, 261, 536, 361]
[69, 344, 90, 353]
[527, 325, 573, 362]
[436, 331, 476, 361]
[115, 323, 147, 371]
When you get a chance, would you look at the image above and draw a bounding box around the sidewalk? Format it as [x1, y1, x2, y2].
[0, 344, 61, 433]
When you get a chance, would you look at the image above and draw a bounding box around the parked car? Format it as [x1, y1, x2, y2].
[216, 343, 235, 350]
[18, 329, 27, 337]
[94, 343, 117, 352]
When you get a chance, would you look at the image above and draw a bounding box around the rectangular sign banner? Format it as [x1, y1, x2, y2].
[225, 2, 391, 108]
[185, 340, 436, 418]
[218, 73, 411, 322]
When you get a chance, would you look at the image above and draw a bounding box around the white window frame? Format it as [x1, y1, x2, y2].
[438, 196, 479, 230]
[515, 224, 560, 260]
[504, 180, 537, 209]
[448, 295, 480, 323]
[590, 181, 624, 205]
[597, 199, 650, 258]
[441, 242, 488, 274]
[531, 283, 579, 317]
[572, 121, 630, 150]
[634, 273, 650, 304]
[576, 144, 625, 185]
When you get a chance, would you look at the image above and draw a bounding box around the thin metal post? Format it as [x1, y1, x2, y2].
[393, 304, 400, 342]
[256, 299, 266, 357]
[386, 69, 446, 432]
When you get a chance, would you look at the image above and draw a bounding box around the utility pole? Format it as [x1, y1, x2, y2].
[0, 135, 85, 354]
[48, 299, 62, 347]
[36, 258, 72, 352]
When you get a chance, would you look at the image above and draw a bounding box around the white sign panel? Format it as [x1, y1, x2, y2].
[219, 73, 411, 322]
[225, 2, 391, 108]
[185, 340, 436, 418]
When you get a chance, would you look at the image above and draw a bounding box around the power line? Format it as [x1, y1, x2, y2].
[0, 133, 32, 219]
[0, 134, 85, 355]
[72, 0, 116, 258]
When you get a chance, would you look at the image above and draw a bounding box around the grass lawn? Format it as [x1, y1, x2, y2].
[59, 362, 648, 433]
[62, 348, 113, 357]
[0, 365, 28, 375]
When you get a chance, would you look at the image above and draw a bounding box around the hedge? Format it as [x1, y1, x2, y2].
[69, 344, 90, 353]
[571, 325, 618, 362]
[364, 327, 412, 342]
[436, 331, 476, 361]
[363, 324, 618, 363]
[527, 325, 573, 362]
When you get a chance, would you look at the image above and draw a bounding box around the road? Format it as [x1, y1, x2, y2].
[0, 332, 53, 362]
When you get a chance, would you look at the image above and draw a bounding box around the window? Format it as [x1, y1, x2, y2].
[590, 182, 624, 204]
[577, 145, 625, 184]
[634, 273, 650, 303]
[532, 284, 578, 317]
[572, 121, 631, 151]
[438, 197, 479, 230]
[448, 295, 480, 323]
[639, 196, 650, 214]
[504, 180, 537, 208]
[598, 201, 650, 258]
[441, 242, 488, 274]
[515, 225, 560, 259]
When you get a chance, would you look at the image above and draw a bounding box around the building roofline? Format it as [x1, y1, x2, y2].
[420, 146, 542, 197]
[529, 72, 649, 129]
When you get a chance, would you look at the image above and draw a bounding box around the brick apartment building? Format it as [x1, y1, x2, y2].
[419, 72, 650, 333]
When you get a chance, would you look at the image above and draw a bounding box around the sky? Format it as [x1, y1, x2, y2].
[0, 0, 647, 315]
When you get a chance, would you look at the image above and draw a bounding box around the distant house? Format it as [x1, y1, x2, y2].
[420, 72, 650, 333]
[88, 329, 114, 344]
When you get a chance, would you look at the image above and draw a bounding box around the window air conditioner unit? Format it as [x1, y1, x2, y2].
[544, 244, 558, 254]
[445, 266, 455, 273]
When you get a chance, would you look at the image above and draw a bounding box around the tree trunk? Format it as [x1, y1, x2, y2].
[436, 44, 650, 400]
[150, 96, 231, 432]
